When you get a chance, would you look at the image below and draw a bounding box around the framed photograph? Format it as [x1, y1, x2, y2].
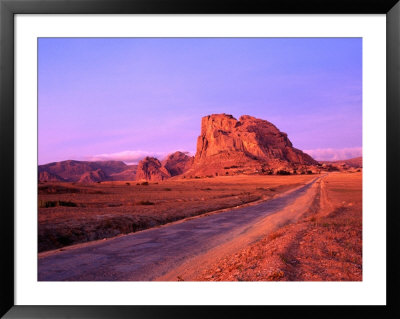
[1, 0, 399, 318]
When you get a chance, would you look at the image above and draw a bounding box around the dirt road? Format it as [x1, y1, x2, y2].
[38, 175, 325, 281]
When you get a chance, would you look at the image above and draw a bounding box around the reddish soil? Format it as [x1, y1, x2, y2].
[38, 175, 320, 281]
[38, 175, 315, 252]
[195, 172, 362, 281]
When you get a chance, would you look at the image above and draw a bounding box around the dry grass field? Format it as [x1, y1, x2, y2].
[196, 172, 362, 281]
[38, 174, 315, 252]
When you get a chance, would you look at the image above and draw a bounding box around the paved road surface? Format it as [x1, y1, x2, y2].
[38, 176, 321, 281]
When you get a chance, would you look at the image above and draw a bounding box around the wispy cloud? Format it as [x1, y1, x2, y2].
[304, 147, 362, 161]
[86, 150, 168, 165]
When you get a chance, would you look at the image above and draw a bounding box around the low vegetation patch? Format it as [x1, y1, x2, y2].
[137, 200, 155, 205]
[38, 185, 104, 194]
[268, 271, 285, 280]
[279, 253, 290, 264]
[39, 200, 78, 208]
[224, 165, 240, 169]
[277, 170, 291, 175]
[39, 185, 80, 194]
[108, 203, 123, 207]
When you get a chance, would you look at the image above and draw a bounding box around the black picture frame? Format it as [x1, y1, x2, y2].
[1, 0, 399, 318]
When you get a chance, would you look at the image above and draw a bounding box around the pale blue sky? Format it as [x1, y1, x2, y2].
[39, 38, 362, 164]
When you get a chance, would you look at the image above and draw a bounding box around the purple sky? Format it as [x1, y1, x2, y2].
[38, 38, 362, 164]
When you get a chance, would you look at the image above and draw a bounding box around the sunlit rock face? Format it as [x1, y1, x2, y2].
[136, 157, 171, 181]
[162, 151, 194, 176]
[186, 114, 317, 176]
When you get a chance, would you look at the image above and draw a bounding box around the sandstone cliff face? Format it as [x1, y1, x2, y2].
[188, 113, 317, 176]
[135, 152, 193, 181]
[162, 151, 193, 176]
[38, 114, 319, 182]
[136, 157, 171, 181]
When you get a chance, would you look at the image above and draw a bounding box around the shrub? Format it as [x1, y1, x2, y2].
[164, 188, 172, 191]
[327, 166, 339, 172]
[108, 203, 122, 207]
[279, 254, 289, 264]
[39, 200, 78, 208]
[307, 170, 313, 174]
[58, 200, 78, 207]
[39, 200, 57, 208]
[141, 182, 149, 186]
[268, 271, 285, 280]
[138, 200, 155, 205]
[277, 170, 290, 175]
[126, 182, 130, 186]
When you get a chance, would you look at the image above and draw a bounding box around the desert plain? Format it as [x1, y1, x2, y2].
[38, 174, 315, 252]
[38, 114, 362, 281]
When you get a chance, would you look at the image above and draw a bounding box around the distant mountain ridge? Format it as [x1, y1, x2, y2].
[39, 114, 360, 183]
[38, 160, 137, 183]
[38, 152, 194, 183]
[320, 156, 362, 170]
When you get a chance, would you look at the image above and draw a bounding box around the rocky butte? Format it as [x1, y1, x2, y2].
[135, 157, 171, 181]
[184, 113, 318, 177]
[38, 114, 322, 182]
[135, 152, 193, 182]
[161, 151, 194, 176]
